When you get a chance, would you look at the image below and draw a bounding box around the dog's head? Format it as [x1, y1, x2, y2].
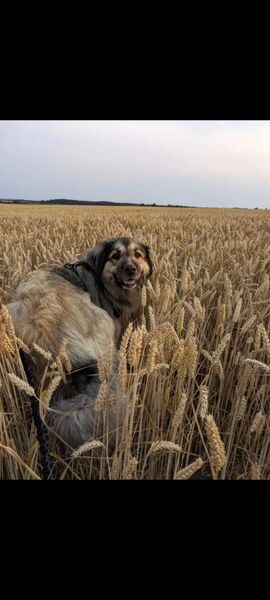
[84, 237, 153, 291]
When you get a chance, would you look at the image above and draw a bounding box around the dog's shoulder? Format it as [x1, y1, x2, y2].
[52, 265, 86, 292]
[11, 267, 82, 300]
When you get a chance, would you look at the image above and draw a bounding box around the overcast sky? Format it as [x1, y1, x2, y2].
[1, 120, 270, 207]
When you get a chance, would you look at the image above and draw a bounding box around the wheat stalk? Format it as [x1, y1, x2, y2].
[174, 457, 204, 480]
[149, 441, 182, 455]
[199, 385, 209, 420]
[205, 414, 227, 475]
[7, 373, 36, 397]
[172, 393, 187, 431]
[71, 440, 104, 458]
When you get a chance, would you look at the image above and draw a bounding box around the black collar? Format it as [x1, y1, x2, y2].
[64, 261, 123, 319]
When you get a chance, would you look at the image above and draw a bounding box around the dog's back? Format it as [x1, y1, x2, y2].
[8, 268, 120, 448]
[8, 268, 116, 370]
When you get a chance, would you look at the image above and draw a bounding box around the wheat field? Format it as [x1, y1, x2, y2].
[0, 204, 269, 480]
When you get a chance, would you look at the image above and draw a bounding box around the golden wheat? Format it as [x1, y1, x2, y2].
[0, 205, 270, 479]
[71, 440, 104, 458]
[205, 415, 227, 475]
[174, 457, 204, 480]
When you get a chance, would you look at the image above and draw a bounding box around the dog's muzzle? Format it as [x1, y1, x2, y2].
[114, 265, 141, 289]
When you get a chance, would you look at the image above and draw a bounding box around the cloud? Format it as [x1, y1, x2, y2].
[1, 120, 270, 206]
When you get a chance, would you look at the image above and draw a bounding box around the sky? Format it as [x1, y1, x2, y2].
[1, 120, 270, 208]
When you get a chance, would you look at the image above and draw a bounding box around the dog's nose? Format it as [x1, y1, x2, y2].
[124, 263, 136, 276]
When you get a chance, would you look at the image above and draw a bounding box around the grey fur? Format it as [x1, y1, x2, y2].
[8, 238, 152, 450]
[47, 373, 125, 450]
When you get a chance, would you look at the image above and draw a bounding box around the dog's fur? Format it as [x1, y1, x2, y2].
[8, 238, 153, 448]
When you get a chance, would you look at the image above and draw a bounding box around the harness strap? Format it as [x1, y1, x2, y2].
[64, 261, 123, 319]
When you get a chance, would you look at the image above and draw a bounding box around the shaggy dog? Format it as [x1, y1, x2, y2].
[8, 238, 153, 448]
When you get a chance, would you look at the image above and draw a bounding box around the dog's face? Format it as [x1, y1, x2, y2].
[88, 238, 153, 291]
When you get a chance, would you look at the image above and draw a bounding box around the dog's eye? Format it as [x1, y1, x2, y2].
[111, 252, 120, 260]
[134, 251, 142, 258]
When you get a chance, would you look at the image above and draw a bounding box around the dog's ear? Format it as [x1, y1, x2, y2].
[142, 244, 154, 278]
[84, 240, 113, 277]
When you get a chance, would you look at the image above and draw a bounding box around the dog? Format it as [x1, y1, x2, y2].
[8, 237, 153, 448]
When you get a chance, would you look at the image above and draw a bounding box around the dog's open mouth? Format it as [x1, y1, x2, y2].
[114, 273, 139, 289]
[121, 278, 137, 289]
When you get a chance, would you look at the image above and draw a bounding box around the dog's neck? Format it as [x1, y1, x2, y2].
[102, 280, 142, 311]
[63, 260, 142, 321]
